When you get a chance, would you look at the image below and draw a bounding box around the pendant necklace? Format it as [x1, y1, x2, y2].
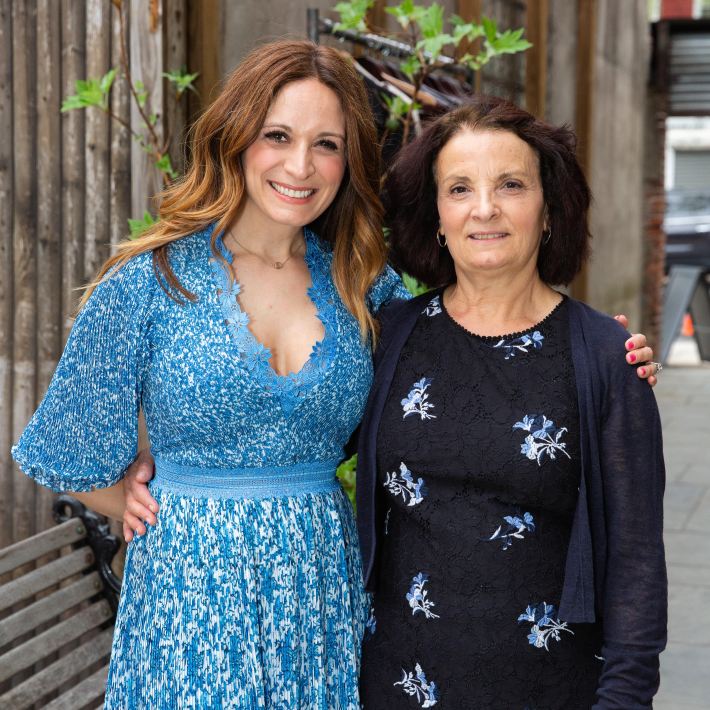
[229, 233, 302, 270]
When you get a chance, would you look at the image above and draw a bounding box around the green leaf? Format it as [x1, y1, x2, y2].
[400, 54, 422, 81]
[452, 21, 485, 45]
[61, 77, 104, 112]
[385, 0, 416, 29]
[163, 69, 199, 98]
[417, 3, 444, 39]
[402, 272, 431, 297]
[488, 27, 533, 55]
[155, 153, 177, 179]
[336, 454, 357, 509]
[333, 0, 374, 31]
[417, 34, 454, 59]
[482, 15, 498, 42]
[381, 93, 409, 131]
[99, 68, 116, 96]
[127, 211, 157, 238]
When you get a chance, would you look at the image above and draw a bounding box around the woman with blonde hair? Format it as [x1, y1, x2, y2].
[13, 39, 408, 707]
[14, 40, 654, 708]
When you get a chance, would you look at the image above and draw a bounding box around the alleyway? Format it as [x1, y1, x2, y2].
[654, 339, 710, 710]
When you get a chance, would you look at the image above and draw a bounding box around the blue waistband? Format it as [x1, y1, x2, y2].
[151, 457, 342, 500]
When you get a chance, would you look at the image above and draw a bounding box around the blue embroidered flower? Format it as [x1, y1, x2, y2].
[384, 463, 427, 506]
[406, 572, 440, 619]
[394, 663, 439, 707]
[517, 602, 573, 651]
[422, 295, 442, 317]
[493, 330, 544, 360]
[230, 311, 249, 329]
[488, 511, 535, 550]
[513, 414, 570, 465]
[365, 607, 376, 637]
[243, 342, 271, 373]
[401, 378, 436, 420]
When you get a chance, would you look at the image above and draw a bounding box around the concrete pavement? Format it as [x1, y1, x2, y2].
[653, 338, 710, 710]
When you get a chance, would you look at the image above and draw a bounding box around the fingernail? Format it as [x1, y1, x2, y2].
[626, 340, 634, 350]
[627, 353, 636, 363]
[149, 505, 157, 513]
[640, 367, 646, 376]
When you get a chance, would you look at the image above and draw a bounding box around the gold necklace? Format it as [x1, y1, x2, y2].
[229, 233, 303, 270]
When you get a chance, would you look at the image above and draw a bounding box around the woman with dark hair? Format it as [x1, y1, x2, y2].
[356, 96, 666, 709]
[12, 40, 409, 708]
[96, 66, 655, 706]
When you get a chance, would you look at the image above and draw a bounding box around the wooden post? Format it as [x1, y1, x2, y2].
[571, 0, 596, 302]
[525, 0, 549, 117]
[61, 0, 86, 335]
[0, 0, 14, 550]
[35, 0, 63, 535]
[110, 0, 131, 246]
[84, 0, 112, 280]
[186, 0, 220, 117]
[164, 0, 188, 175]
[12, 0, 38, 545]
[456, 0, 484, 93]
[130, 0, 164, 218]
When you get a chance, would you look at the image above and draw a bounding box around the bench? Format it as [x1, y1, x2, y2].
[0, 495, 122, 709]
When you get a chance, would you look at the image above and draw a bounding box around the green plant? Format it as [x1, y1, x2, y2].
[334, 0, 531, 142]
[336, 454, 358, 508]
[61, 0, 198, 237]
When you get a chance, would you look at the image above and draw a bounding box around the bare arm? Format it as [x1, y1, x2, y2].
[71, 481, 127, 522]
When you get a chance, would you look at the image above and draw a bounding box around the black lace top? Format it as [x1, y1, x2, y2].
[359, 292, 603, 710]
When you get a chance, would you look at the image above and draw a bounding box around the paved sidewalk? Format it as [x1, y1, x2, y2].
[652, 344, 710, 710]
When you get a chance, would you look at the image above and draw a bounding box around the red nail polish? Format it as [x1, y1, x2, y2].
[626, 341, 634, 350]
[640, 367, 646, 376]
[628, 353, 636, 363]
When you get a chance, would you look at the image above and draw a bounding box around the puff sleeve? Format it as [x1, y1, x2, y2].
[11, 253, 156, 492]
[367, 264, 411, 315]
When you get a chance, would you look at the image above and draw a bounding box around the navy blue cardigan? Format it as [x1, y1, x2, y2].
[356, 293, 667, 709]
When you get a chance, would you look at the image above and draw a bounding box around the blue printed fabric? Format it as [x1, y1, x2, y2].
[12, 225, 408, 709]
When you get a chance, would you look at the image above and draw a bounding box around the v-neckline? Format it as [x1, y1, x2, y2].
[208, 225, 339, 416]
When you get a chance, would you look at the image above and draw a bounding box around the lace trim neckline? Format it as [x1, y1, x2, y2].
[208, 225, 339, 417]
[437, 289, 566, 342]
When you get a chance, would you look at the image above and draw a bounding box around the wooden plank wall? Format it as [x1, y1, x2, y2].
[1, 0, 188, 548]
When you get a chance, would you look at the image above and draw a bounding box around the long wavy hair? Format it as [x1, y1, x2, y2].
[82, 40, 387, 341]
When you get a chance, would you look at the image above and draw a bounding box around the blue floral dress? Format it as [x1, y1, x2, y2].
[359, 292, 604, 709]
[12, 225, 408, 709]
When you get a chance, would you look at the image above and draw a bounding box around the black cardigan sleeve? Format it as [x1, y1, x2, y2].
[592, 334, 667, 709]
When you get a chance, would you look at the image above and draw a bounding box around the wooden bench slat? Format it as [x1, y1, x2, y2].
[0, 571, 102, 645]
[43, 664, 110, 710]
[0, 599, 112, 683]
[0, 518, 86, 576]
[0, 546, 94, 614]
[0, 627, 113, 710]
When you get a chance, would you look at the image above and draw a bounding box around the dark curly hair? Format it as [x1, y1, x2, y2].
[383, 95, 591, 287]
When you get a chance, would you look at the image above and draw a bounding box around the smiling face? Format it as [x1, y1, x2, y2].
[435, 128, 547, 281]
[239, 78, 347, 234]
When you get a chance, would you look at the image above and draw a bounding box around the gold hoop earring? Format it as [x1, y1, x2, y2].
[542, 228, 552, 246]
[436, 230, 447, 248]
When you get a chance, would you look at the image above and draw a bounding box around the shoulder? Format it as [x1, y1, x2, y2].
[368, 264, 412, 314]
[375, 291, 433, 362]
[379, 290, 431, 326]
[567, 298, 629, 365]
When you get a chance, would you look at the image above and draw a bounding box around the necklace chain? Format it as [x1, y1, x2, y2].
[229, 232, 303, 270]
